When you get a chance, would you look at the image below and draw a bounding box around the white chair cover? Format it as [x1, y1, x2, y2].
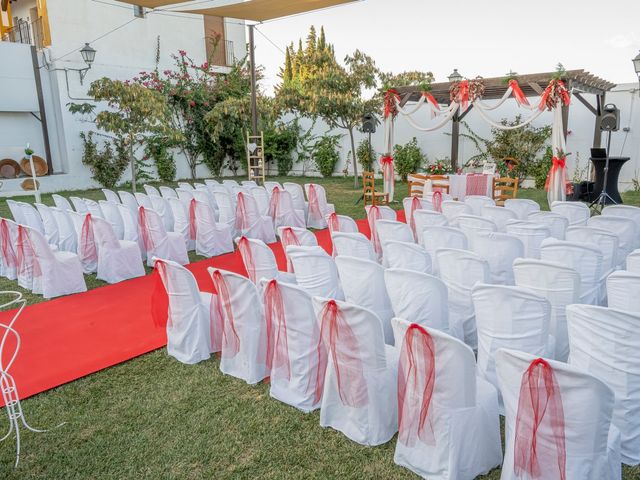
[456, 215, 498, 237]
[264, 181, 282, 195]
[250, 186, 270, 216]
[472, 283, 553, 393]
[513, 258, 580, 362]
[331, 232, 377, 262]
[148, 194, 174, 233]
[167, 197, 194, 251]
[325, 213, 359, 234]
[567, 304, 640, 465]
[258, 279, 321, 412]
[48, 207, 77, 253]
[67, 211, 97, 274]
[607, 271, 640, 313]
[17, 202, 45, 235]
[236, 236, 295, 284]
[235, 192, 276, 243]
[69, 197, 89, 215]
[376, 219, 413, 246]
[392, 318, 502, 480]
[175, 187, 195, 214]
[154, 258, 215, 364]
[551, 200, 590, 226]
[116, 203, 144, 258]
[504, 198, 540, 219]
[463, 195, 495, 216]
[480, 205, 518, 232]
[159, 186, 178, 199]
[6, 200, 27, 226]
[441, 200, 472, 224]
[505, 221, 551, 259]
[204, 178, 220, 187]
[421, 226, 469, 270]
[194, 185, 219, 214]
[402, 197, 433, 233]
[365, 205, 397, 259]
[496, 348, 622, 480]
[101, 188, 120, 204]
[283, 182, 309, 219]
[413, 210, 448, 244]
[268, 188, 305, 229]
[34, 203, 59, 247]
[469, 231, 524, 285]
[138, 206, 189, 267]
[528, 211, 568, 239]
[143, 184, 160, 197]
[335, 256, 395, 345]
[176, 182, 193, 191]
[0, 219, 19, 279]
[287, 246, 344, 300]
[212, 190, 236, 232]
[422, 191, 453, 203]
[310, 296, 398, 446]
[17, 225, 86, 298]
[92, 216, 144, 284]
[232, 185, 252, 198]
[382, 240, 432, 275]
[98, 200, 125, 241]
[305, 183, 336, 229]
[628, 249, 640, 274]
[52, 194, 73, 212]
[540, 238, 604, 305]
[208, 267, 268, 384]
[436, 248, 490, 351]
[588, 215, 636, 269]
[241, 180, 258, 188]
[566, 225, 619, 279]
[83, 198, 105, 219]
[602, 205, 640, 249]
[192, 200, 233, 258]
[276, 226, 318, 272]
[384, 268, 454, 338]
[118, 191, 138, 219]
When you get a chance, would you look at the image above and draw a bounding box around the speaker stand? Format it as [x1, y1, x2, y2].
[590, 130, 617, 213]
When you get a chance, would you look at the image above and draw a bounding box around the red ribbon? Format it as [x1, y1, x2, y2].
[313, 300, 368, 407]
[281, 227, 300, 273]
[307, 184, 323, 222]
[431, 191, 443, 213]
[263, 279, 291, 381]
[211, 269, 240, 358]
[544, 157, 569, 194]
[422, 92, 440, 110]
[367, 205, 382, 255]
[398, 323, 436, 447]
[268, 186, 281, 220]
[538, 80, 571, 111]
[188, 199, 197, 240]
[79, 214, 98, 265]
[457, 80, 470, 110]
[327, 212, 340, 233]
[0, 219, 17, 270]
[514, 358, 566, 480]
[384, 89, 400, 119]
[151, 259, 171, 328]
[237, 236, 256, 283]
[138, 207, 155, 252]
[508, 79, 530, 106]
[409, 196, 422, 239]
[235, 192, 250, 231]
[16, 225, 42, 280]
[380, 155, 394, 185]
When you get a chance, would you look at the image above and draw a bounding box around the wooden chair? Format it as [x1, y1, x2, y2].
[427, 175, 450, 194]
[492, 177, 519, 206]
[363, 171, 389, 206]
[408, 173, 428, 197]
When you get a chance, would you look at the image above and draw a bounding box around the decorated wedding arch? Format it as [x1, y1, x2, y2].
[380, 70, 615, 204]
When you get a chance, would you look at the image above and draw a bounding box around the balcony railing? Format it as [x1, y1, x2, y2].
[2, 17, 45, 50]
[225, 40, 235, 66]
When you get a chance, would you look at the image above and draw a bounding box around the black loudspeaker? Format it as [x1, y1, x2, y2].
[362, 113, 376, 133]
[600, 104, 620, 132]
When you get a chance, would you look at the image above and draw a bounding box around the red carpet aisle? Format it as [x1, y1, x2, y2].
[0, 212, 394, 401]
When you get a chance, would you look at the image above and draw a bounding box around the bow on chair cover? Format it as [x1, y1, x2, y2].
[189, 199, 197, 240]
[211, 269, 240, 358]
[79, 214, 98, 265]
[138, 207, 156, 253]
[514, 358, 566, 480]
[1, 219, 17, 271]
[263, 279, 291, 381]
[431, 191, 443, 213]
[409, 196, 422, 239]
[367, 206, 383, 256]
[235, 192, 250, 231]
[398, 323, 436, 448]
[237, 236, 256, 283]
[151, 259, 171, 328]
[307, 184, 324, 224]
[280, 227, 300, 273]
[327, 212, 340, 233]
[268, 186, 281, 220]
[313, 300, 368, 407]
[16, 226, 42, 284]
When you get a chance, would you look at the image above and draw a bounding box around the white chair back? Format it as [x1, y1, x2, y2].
[382, 240, 431, 274]
[421, 226, 468, 265]
[456, 214, 498, 237]
[52, 194, 73, 212]
[528, 211, 568, 239]
[98, 200, 125, 240]
[287, 246, 343, 300]
[566, 226, 619, 274]
[325, 213, 359, 234]
[250, 186, 270, 216]
[167, 197, 192, 250]
[283, 182, 308, 214]
[412, 210, 448, 244]
[159, 186, 177, 199]
[69, 197, 89, 215]
[331, 232, 377, 262]
[588, 215, 636, 268]
[83, 198, 104, 219]
[212, 190, 235, 226]
[134, 192, 153, 210]
[236, 236, 281, 284]
[551, 200, 590, 226]
[402, 197, 433, 228]
[469, 231, 524, 285]
[48, 207, 77, 252]
[375, 219, 413, 247]
[118, 191, 139, 217]
[480, 205, 518, 231]
[264, 181, 282, 195]
[143, 184, 160, 197]
[336, 256, 395, 344]
[504, 198, 540, 219]
[193, 201, 233, 258]
[602, 205, 640, 248]
[102, 188, 121, 204]
[628, 249, 640, 274]
[149, 194, 174, 233]
[513, 258, 580, 362]
[177, 182, 194, 191]
[505, 221, 550, 259]
[607, 271, 640, 313]
[441, 200, 472, 223]
[463, 195, 495, 216]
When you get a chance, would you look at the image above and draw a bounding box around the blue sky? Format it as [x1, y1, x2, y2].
[247, 0, 640, 92]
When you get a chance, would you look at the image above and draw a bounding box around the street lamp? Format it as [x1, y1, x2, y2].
[448, 69, 463, 83]
[77, 43, 97, 85]
[633, 51, 640, 94]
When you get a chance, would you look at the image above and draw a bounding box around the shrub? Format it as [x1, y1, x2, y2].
[144, 136, 176, 182]
[313, 135, 341, 178]
[264, 122, 299, 176]
[530, 146, 553, 189]
[393, 137, 424, 180]
[79, 132, 129, 188]
[356, 138, 376, 172]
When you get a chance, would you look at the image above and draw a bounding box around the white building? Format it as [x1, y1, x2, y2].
[0, 0, 246, 193]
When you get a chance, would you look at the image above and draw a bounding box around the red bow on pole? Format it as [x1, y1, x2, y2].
[458, 80, 470, 110]
[380, 155, 394, 189]
[538, 80, 571, 111]
[384, 89, 400, 119]
[544, 157, 569, 194]
[508, 79, 530, 106]
[422, 92, 441, 111]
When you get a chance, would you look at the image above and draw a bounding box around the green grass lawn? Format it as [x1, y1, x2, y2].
[1, 176, 639, 478]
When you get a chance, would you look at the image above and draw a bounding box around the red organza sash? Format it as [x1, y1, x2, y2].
[514, 358, 566, 480]
[409, 196, 422, 239]
[235, 192, 250, 231]
[367, 206, 382, 255]
[0, 219, 17, 270]
[431, 191, 443, 213]
[189, 199, 197, 240]
[313, 300, 368, 407]
[138, 207, 155, 252]
[544, 157, 569, 194]
[281, 227, 300, 273]
[509, 79, 530, 107]
[16, 225, 42, 280]
[398, 323, 436, 447]
[268, 186, 281, 220]
[79, 214, 98, 265]
[327, 212, 340, 233]
[263, 279, 291, 380]
[211, 269, 240, 358]
[237, 236, 256, 283]
[151, 259, 170, 328]
[307, 184, 323, 222]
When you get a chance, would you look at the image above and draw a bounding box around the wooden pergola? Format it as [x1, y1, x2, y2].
[392, 70, 617, 169]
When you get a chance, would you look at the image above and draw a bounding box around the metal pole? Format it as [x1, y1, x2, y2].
[248, 24, 258, 136]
